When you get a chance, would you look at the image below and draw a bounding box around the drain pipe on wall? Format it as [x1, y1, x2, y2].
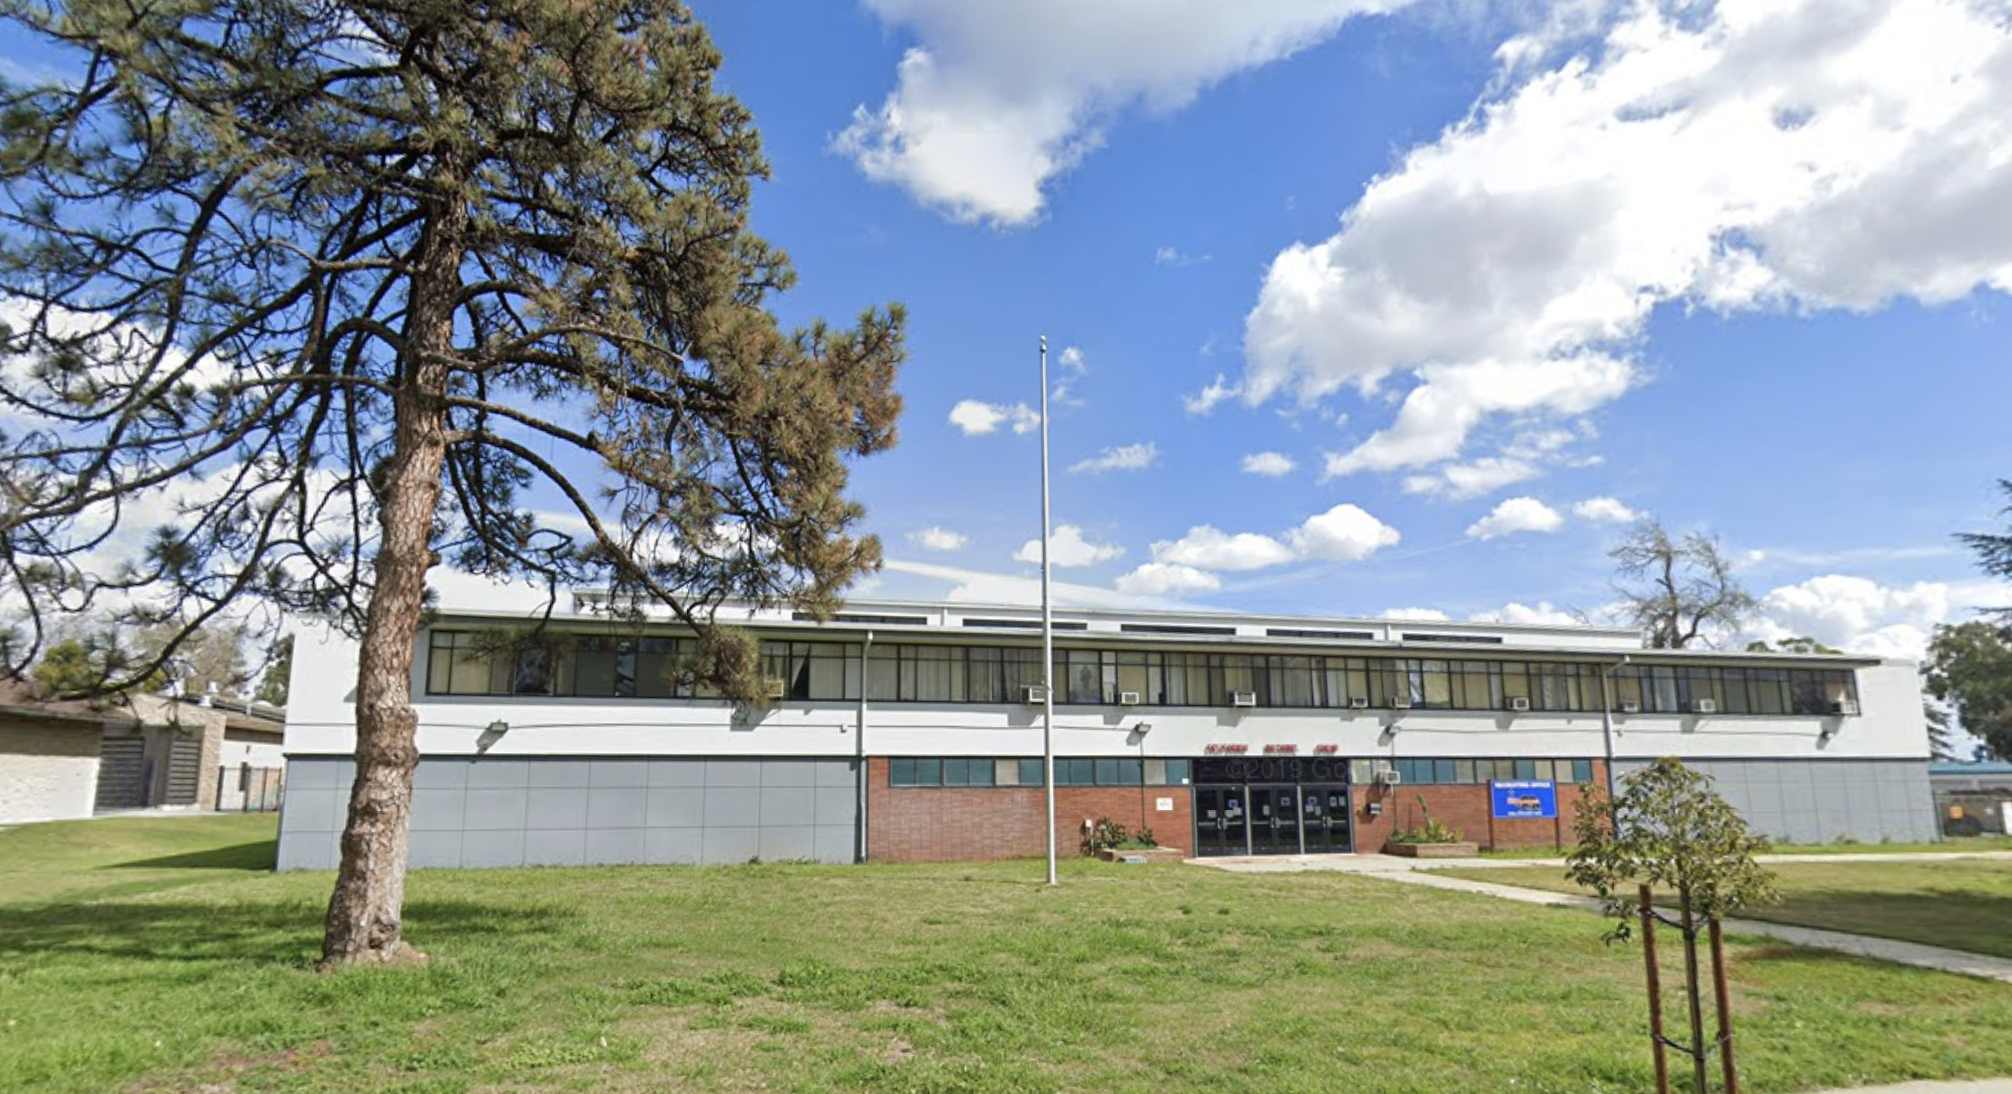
[856, 630, 872, 864]
[1598, 654, 1631, 813]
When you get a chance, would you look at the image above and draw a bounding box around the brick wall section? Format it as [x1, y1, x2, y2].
[1350, 761, 1606, 852]
[865, 758, 1604, 860]
[865, 757, 1196, 863]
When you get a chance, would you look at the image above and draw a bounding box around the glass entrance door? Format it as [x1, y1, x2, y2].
[1195, 786, 1249, 857]
[1301, 784, 1353, 853]
[1249, 784, 1302, 855]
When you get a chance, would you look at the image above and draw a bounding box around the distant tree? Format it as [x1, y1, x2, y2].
[1742, 636, 1839, 654]
[1924, 621, 2012, 761]
[1921, 701, 1962, 762]
[255, 635, 295, 707]
[27, 633, 163, 698]
[1956, 480, 2012, 617]
[28, 638, 100, 697]
[0, 0, 903, 967]
[1611, 520, 1757, 649]
[136, 623, 252, 700]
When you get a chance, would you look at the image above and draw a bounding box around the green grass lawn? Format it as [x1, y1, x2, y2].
[4, 817, 2011, 1094]
[1436, 860, 2012, 959]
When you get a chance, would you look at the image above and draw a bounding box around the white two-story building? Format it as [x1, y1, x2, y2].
[276, 592, 1937, 869]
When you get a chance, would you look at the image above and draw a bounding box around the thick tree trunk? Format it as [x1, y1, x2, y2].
[320, 186, 466, 969]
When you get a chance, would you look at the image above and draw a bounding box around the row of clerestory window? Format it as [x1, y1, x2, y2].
[424, 631, 1859, 716]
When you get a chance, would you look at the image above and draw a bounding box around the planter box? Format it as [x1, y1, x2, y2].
[1097, 846, 1184, 863]
[1382, 841, 1480, 858]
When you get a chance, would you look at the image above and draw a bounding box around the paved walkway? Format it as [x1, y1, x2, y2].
[1196, 852, 2012, 984]
[1802, 1077, 2012, 1085]
[1200, 850, 2012, 874]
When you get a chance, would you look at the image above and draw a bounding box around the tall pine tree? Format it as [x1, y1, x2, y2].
[0, 0, 903, 965]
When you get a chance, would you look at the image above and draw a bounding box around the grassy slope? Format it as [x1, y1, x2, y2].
[0, 818, 2006, 1094]
[1436, 861, 2012, 959]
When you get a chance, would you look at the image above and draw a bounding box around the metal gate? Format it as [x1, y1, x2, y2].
[164, 737, 203, 806]
[95, 736, 147, 811]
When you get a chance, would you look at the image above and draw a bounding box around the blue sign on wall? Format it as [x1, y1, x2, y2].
[1491, 780, 1558, 819]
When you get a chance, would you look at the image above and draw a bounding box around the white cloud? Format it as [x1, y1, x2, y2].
[1380, 607, 1450, 621]
[1150, 526, 1298, 572]
[1289, 503, 1402, 561]
[835, 1, 1407, 225]
[1118, 503, 1400, 597]
[1183, 372, 1238, 416]
[949, 399, 1040, 436]
[1242, 451, 1298, 477]
[1155, 245, 1211, 268]
[908, 526, 969, 552]
[1245, 0, 2012, 478]
[1049, 344, 1088, 406]
[1470, 600, 1582, 626]
[1573, 496, 1640, 523]
[881, 558, 1191, 610]
[1069, 441, 1159, 474]
[1741, 574, 2004, 660]
[1403, 456, 1538, 499]
[1115, 562, 1223, 597]
[1013, 524, 1123, 568]
[1465, 496, 1565, 539]
[1321, 356, 1634, 477]
[1401, 426, 1594, 498]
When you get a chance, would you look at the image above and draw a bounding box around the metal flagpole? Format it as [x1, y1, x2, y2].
[1041, 334, 1058, 887]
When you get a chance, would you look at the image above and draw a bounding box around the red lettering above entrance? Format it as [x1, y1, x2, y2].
[1203, 743, 1250, 755]
[1263, 744, 1298, 755]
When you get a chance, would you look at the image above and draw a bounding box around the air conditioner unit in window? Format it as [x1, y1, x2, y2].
[1348, 696, 1371, 710]
[1230, 690, 1259, 708]
[1118, 691, 1142, 706]
[762, 678, 786, 700]
[1021, 685, 1049, 706]
[1831, 699, 1860, 717]
[1507, 696, 1531, 713]
[1390, 695, 1414, 710]
[1691, 698, 1718, 715]
[1619, 700, 1642, 714]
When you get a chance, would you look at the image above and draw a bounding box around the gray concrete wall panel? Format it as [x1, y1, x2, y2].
[277, 756, 861, 870]
[1612, 758, 1936, 845]
[586, 828, 647, 865]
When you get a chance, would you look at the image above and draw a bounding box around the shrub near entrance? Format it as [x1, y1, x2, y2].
[1384, 796, 1479, 856]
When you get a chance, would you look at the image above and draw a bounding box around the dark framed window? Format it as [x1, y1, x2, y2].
[430, 629, 1859, 720]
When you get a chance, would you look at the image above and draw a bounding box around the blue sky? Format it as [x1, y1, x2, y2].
[8, 0, 2000, 665]
[675, 0, 2012, 657]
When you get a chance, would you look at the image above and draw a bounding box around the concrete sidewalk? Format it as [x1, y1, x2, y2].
[1796, 1083, 2012, 1094]
[1198, 850, 2012, 874]
[1197, 852, 2012, 984]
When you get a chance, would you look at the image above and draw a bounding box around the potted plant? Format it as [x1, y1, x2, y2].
[1382, 797, 1479, 857]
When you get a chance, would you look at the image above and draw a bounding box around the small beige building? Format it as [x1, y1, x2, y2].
[0, 682, 286, 823]
[0, 683, 137, 824]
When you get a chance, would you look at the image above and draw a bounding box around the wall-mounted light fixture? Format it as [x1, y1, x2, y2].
[1133, 721, 1153, 736]
[476, 719, 509, 753]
